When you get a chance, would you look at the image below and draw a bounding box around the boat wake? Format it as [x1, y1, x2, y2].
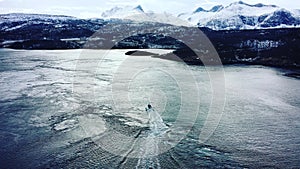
[147, 108, 168, 135]
[135, 107, 169, 169]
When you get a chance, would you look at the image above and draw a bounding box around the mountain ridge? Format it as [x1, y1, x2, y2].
[177, 1, 300, 30]
[98, 1, 300, 30]
[1, 1, 299, 30]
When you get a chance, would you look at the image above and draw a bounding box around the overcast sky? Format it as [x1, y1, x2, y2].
[0, 0, 299, 18]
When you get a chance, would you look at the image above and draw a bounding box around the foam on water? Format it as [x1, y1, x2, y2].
[54, 119, 78, 131]
[147, 108, 168, 135]
[135, 108, 169, 169]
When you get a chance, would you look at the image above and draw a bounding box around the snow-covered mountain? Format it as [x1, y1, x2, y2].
[101, 5, 145, 19]
[178, 1, 300, 30]
[100, 2, 300, 30]
[1, 1, 300, 30]
[0, 13, 77, 26]
[0, 13, 105, 40]
[101, 5, 191, 26]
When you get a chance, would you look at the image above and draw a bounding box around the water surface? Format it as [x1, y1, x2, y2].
[0, 49, 299, 168]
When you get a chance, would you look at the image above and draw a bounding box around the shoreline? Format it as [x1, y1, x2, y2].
[1, 48, 299, 74]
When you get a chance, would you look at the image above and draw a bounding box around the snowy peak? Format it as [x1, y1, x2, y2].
[209, 5, 224, 12]
[101, 5, 191, 26]
[100, 1, 299, 30]
[252, 3, 277, 8]
[178, 1, 300, 30]
[101, 5, 145, 19]
[134, 5, 144, 12]
[193, 7, 207, 13]
[193, 5, 224, 13]
[223, 1, 280, 16]
[228, 1, 277, 8]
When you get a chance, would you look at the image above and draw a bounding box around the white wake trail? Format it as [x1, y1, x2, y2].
[147, 108, 168, 134]
[135, 108, 168, 169]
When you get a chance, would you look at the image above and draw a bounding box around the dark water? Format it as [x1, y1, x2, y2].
[0, 49, 299, 169]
